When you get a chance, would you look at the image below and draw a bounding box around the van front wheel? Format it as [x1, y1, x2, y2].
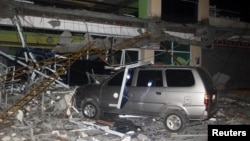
[162, 110, 187, 132]
[82, 100, 100, 119]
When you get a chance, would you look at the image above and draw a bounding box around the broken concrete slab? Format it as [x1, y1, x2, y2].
[213, 72, 230, 90]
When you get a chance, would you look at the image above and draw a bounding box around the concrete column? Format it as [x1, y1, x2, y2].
[139, 0, 162, 19]
[198, 0, 209, 22]
[190, 45, 202, 66]
[190, 35, 202, 66]
[141, 49, 154, 63]
[195, 0, 209, 66]
[148, 0, 162, 19]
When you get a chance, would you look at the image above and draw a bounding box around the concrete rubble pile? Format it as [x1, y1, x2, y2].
[216, 91, 250, 125]
[1, 85, 250, 141]
[0, 85, 165, 141]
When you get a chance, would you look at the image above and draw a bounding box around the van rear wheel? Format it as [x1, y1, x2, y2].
[162, 110, 187, 132]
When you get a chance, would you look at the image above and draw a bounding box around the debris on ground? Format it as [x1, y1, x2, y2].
[1, 87, 250, 141]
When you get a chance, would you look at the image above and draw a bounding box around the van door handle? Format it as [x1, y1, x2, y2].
[156, 92, 161, 95]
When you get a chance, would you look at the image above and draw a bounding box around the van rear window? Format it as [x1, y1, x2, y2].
[166, 69, 194, 87]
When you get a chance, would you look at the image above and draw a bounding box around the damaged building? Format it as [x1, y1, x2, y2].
[0, 0, 250, 140]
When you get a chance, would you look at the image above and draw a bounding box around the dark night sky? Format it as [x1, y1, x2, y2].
[210, 0, 250, 22]
[162, 0, 250, 24]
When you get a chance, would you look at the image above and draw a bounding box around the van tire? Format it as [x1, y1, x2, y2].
[82, 100, 100, 119]
[162, 110, 187, 132]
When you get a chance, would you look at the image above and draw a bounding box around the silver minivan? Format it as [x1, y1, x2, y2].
[74, 65, 218, 132]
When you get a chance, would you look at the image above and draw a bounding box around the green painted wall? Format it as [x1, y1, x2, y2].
[139, 0, 148, 19]
[0, 30, 85, 49]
